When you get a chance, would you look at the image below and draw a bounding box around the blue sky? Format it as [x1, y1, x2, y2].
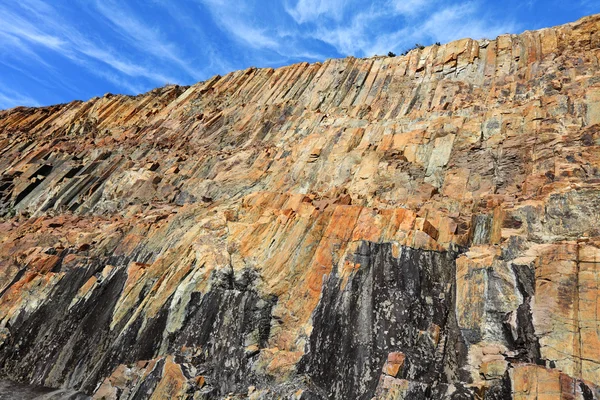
[0, 0, 597, 109]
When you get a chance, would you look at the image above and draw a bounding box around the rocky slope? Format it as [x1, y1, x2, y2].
[1, 14, 600, 399]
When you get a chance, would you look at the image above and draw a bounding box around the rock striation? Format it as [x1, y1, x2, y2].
[1, 14, 600, 399]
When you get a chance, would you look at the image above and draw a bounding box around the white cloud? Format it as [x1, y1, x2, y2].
[391, 0, 436, 15]
[420, 3, 516, 42]
[0, 31, 52, 68]
[285, 0, 347, 24]
[0, 8, 66, 50]
[151, 0, 235, 76]
[0, 0, 523, 107]
[0, 88, 39, 110]
[297, 0, 517, 57]
[312, 11, 376, 55]
[92, 0, 203, 80]
[196, 0, 326, 63]
[196, 0, 280, 50]
[225, 22, 280, 49]
[0, 0, 187, 97]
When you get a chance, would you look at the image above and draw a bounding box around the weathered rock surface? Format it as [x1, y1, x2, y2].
[1, 14, 600, 399]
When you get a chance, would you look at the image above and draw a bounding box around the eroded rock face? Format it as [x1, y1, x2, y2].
[1, 13, 600, 399]
[298, 243, 460, 399]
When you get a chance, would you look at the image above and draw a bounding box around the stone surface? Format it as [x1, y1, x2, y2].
[0, 13, 600, 399]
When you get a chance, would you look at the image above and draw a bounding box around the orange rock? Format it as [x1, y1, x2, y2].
[0, 13, 599, 400]
[382, 352, 406, 378]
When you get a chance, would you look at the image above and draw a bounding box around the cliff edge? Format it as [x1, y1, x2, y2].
[1, 14, 600, 399]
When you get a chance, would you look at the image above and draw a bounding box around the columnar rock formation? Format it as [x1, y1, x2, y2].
[1, 14, 600, 399]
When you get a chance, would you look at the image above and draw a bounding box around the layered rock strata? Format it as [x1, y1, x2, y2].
[1, 14, 600, 399]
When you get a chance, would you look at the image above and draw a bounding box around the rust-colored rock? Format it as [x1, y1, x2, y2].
[0, 14, 600, 400]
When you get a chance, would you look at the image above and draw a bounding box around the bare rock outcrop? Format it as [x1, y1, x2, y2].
[1, 14, 600, 399]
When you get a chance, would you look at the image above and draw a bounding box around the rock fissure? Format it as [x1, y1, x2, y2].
[1, 13, 600, 399]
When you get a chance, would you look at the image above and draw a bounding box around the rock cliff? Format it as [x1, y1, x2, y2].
[1, 14, 600, 399]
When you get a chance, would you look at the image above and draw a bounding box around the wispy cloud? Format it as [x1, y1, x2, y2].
[196, 0, 326, 62]
[196, 0, 281, 50]
[0, 0, 586, 109]
[312, 10, 381, 56]
[0, 0, 190, 101]
[287, 0, 518, 57]
[391, 0, 436, 15]
[285, 0, 347, 24]
[91, 0, 203, 80]
[151, 0, 235, 76]
[420, 2, 516, 43]
[0, 88, 39, 110]
[0, 31, 53, 68]
[0, 6, 66, 50]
